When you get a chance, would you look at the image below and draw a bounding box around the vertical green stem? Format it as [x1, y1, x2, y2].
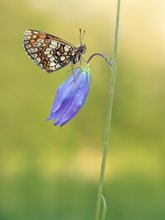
[95, 1, 121, 220]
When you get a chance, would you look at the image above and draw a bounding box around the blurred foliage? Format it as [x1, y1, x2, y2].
[0, 0, 165, 220]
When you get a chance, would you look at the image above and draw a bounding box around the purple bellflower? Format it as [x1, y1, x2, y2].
[47, 65, 91, 126]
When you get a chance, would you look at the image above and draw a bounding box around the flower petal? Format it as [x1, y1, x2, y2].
[47, 65, 91, 126]
[48, 68, 81, 117]
[55, 74, 91, 126]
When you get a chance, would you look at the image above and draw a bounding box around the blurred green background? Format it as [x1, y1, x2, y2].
[0, 0, 165, 219]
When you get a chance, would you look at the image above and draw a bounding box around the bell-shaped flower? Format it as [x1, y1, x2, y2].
[47, 65, 91, 126]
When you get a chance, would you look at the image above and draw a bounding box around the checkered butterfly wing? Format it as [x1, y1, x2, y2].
[23, 30, 77, 73]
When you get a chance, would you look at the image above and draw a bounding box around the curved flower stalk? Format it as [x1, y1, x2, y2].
[47, 65, 91, 126]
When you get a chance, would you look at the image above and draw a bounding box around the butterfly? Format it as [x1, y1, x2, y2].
[23, 29, 86, 73]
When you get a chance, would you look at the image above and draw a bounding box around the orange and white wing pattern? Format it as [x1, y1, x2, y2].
[23, 30, 76, 73]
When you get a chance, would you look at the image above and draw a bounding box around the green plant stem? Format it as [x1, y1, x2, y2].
[87, 53, 112, 68]
[95, 1, 121, 220]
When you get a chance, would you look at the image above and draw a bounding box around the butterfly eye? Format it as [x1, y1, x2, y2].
[80, 44, 86, 54]
[82, 44, 86, 54]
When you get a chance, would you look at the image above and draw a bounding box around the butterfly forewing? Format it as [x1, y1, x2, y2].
[23, 30, 77, 73]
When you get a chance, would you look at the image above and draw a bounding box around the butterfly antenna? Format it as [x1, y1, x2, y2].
[81, 30, 85, 44]
[79, 28, 82, 45]
[79, 28, 85, 45]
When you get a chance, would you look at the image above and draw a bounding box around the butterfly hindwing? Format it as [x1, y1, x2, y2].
[23, 30, 76, 73]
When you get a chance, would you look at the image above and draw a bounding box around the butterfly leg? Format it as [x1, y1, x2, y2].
[79, 57, 82, 66]
[81, 56, 87, 63]
[71, 63, 76, 82]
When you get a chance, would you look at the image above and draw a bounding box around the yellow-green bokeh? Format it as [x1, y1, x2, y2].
[0, 0, 165, 220]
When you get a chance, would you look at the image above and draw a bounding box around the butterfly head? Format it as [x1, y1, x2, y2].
[79, 28, 86, 54]
[72, 29, 86, 65]
[79, 44, 86, 54]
